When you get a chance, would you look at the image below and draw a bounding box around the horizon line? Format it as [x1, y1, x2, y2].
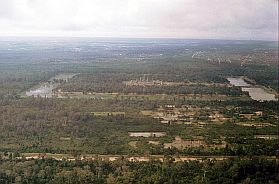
[0, 35, 277, 42]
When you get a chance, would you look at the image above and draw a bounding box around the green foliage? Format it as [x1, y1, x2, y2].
[0, 158, 278, 184]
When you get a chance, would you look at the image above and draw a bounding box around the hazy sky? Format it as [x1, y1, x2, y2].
[0, 0, 278, 40]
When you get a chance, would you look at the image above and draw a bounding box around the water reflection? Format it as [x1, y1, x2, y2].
[25, 74, 76, 98]
[227, 77, 277, 102]
[242, 88, 276, 102]
[227, 78, 250, 87]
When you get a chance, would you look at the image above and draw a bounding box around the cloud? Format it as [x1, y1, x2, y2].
[0, 0, 277, 40]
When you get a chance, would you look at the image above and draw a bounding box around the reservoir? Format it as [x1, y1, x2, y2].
[25, 73, 76, 98]
[242, 88, 276, 102]
[227, 77, 250, 87]
[227, 77, 277, 102]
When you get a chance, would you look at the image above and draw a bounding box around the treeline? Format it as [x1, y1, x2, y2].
[60, 82, 243, 96]
[0, 157, 278, 184]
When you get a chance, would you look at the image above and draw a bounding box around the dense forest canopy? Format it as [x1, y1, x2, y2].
[0, 38, 278, 183]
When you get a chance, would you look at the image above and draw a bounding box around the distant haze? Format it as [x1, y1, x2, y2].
[0, 0, 278, 40]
